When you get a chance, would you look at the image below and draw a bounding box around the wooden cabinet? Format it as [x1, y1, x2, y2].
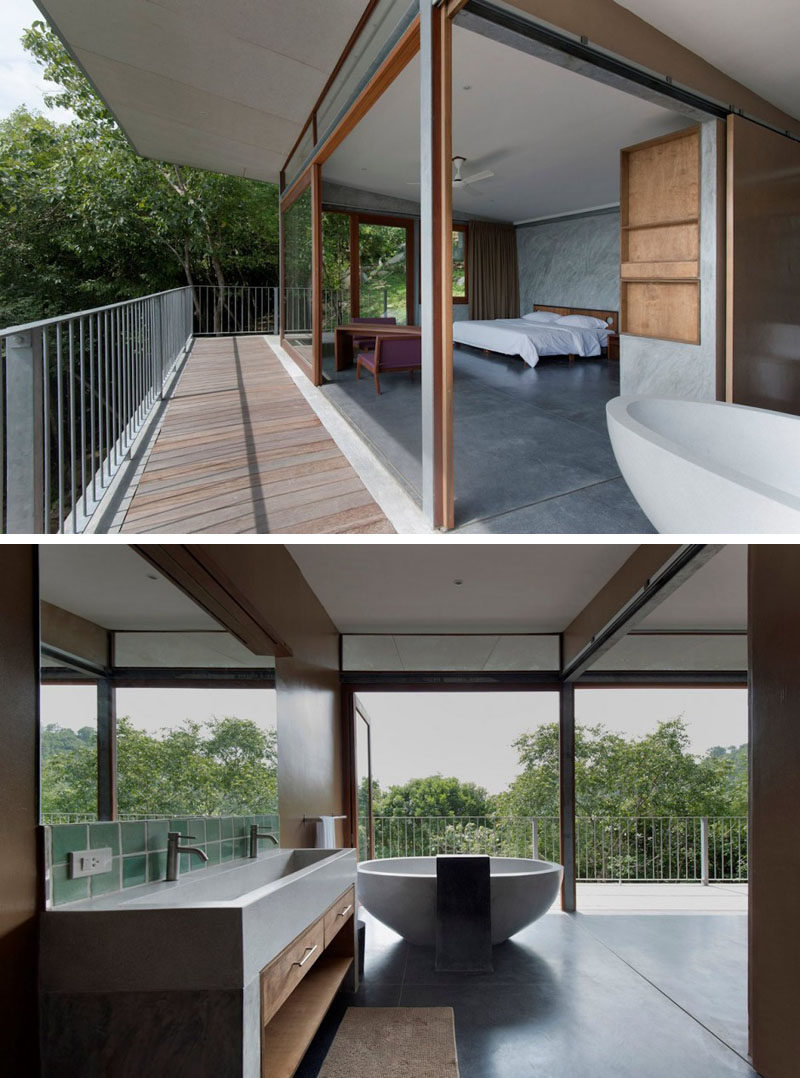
[606, 333, 619, 362]
[620, 126, 701, 344]
[324, 885, 355, 948]
[260, 887, 356, 1078]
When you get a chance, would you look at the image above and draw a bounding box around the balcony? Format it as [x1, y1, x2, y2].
[369, 814, 748, 887]
[0, 286, 393, 534]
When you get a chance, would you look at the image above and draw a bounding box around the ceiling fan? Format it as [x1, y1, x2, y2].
[407, 156, 495, 188]
[452, 155, 494, 186]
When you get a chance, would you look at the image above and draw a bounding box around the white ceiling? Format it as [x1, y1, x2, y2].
[619, 0, 800, 121]
[324, 24, 689, 222]
[289, 544, 636, 633]
[39, 545, 220, 631]
[639, 545, 747, 632]
[36, 0, 368, 183]
[289, 544, 746, 637]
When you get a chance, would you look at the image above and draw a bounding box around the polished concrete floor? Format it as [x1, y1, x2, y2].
[297, 897, 753, 1078]
[321, 346, 654, 533]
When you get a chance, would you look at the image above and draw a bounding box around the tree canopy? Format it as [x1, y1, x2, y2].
[373, 774, 493, 819]
[41, 716, 278, 818]
[497, 717, 745, 819]
[0, 21, 278, 326]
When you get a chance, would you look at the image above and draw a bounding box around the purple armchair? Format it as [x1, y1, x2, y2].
[352, 316, 396, 353]
[356, 334, 421, 394]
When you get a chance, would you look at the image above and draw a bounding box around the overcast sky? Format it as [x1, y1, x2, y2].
[360, 690, 748, 793]
[42, 684, 747, 796]
[1, 0, 74, 121]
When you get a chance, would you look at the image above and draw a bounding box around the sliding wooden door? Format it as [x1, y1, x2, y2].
[727, 115, 800, 411]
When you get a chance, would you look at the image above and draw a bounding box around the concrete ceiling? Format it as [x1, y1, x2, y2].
[324, 24, 689, 222]
[39, 545, 220, 631]
[36, 0, 368, 183]
[619, 0, 800, 121]
[289, 544, 746, 637]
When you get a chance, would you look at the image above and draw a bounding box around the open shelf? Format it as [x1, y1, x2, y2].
[262, 955, 353, 1078]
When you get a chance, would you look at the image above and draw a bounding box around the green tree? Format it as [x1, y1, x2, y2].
[371, 774, 493, 859]
[374, 774, 492, 818]
[0, 22, 278, 327]
[40, 716, 278, 818]
[497, 717, 740, 820]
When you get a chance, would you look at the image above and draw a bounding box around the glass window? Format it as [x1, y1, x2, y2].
[359, 220, 409, 324]
[40, 684, 99, 823]
[114, 687, 278, 818]
[283, 186, 314, 363]
[452, 225, 467, 303]
[315, 0, 418, 140]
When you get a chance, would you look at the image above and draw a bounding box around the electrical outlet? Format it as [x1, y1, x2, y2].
[69, 847, 113, 879]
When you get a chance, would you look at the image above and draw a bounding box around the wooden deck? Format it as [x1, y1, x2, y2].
[120, 337, 394, 533]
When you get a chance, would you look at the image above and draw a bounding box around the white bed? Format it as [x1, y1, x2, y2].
[453, 311, 611, 369]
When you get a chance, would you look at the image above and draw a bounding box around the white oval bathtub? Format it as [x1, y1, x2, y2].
[357, 856, 562, 946]
[607, 396, 800, 533]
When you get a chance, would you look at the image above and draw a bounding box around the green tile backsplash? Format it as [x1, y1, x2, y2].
[45, 814, 279, 907]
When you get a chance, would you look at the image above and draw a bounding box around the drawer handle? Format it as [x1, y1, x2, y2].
[337, 904, 353, 918]
[293, 945, 318, 968]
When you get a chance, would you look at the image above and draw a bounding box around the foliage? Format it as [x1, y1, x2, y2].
[496, 717, 741, 820]
[373, 774, 493, 819]
[321, 212, 409, 324]
[41, 716, 278, 817]
[0, 22, 278, 326]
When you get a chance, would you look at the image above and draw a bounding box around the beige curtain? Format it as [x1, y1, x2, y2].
[467, 221, 520, 320]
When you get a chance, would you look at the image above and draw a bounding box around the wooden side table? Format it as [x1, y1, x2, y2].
[606, 333, 620, 361]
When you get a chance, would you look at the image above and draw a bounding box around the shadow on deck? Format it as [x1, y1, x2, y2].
[120, 336, 394, 533]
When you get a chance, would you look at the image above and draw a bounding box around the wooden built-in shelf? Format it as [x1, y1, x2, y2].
[261, 885, 356, 1078]
[262, 955, 354, 1078]
[621, 260, 698, 280]
[622, 217, 698, 231]
[620, 126, 702, 345]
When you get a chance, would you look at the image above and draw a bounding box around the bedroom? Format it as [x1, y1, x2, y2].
[282, 13, 721, 532]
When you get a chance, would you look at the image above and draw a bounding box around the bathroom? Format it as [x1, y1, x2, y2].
[3, 542, 796, 1076]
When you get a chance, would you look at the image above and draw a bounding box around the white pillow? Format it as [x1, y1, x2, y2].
[522, 310, 561, 323]
[557, 314, 609, 330]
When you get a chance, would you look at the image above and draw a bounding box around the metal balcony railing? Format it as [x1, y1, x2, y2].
[0, 284, 286, 533]
[193, 285, 279, 336]
[371, 815, 748, 883]
[1, 286, 193, 533]
[284, 286, 391, 335]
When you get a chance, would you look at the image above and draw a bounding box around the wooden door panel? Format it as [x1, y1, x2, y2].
[727, 115, 800, 412]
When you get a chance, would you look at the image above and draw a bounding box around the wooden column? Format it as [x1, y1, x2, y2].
[748, 544, 800, 1077]
[559, 681, 576, 912]
[311, 162, 323, 386]
[0, 546, 40, 1071]
[420, 1, 454, 530]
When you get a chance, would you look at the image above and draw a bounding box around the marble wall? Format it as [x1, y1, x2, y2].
[516, 210, 620, 313]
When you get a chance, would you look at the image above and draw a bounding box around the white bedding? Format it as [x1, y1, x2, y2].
[453, 317, 607, 369]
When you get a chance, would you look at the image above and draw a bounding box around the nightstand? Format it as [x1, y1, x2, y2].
[606, 333, 619, 361]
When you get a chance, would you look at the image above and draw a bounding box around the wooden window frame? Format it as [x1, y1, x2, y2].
[280, 167, 323, 385]
[324, 209, 416, 327]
